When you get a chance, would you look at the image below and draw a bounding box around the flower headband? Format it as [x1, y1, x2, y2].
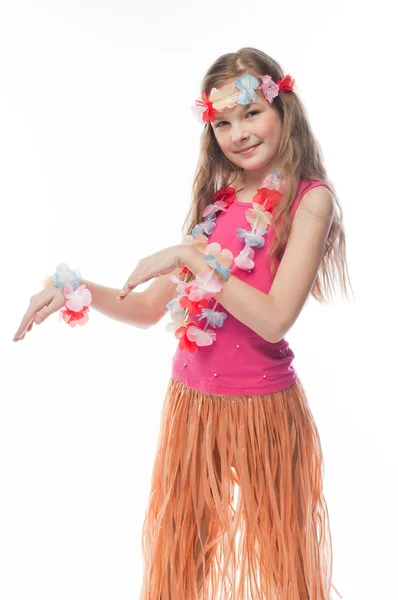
[191, 73, 295, 124]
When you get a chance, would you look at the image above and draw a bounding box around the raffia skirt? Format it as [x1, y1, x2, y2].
[139, 376, 343, 600]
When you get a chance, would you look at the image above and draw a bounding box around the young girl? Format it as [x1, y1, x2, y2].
[13, 47, 351, 599]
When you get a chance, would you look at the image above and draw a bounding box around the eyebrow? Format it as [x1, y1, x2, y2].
[213, 102, 260, 121]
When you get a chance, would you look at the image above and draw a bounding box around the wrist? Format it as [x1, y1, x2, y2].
[179, 244, 195, 266]
[42, 275, 55, 289]
[182, 245, 212, 277]
[182, 246, 231, 283]
[166, 246, 231, 352]
[45, 263, 92, 328]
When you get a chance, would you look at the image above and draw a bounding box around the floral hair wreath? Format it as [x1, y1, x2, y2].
[191, 73, 295, 124]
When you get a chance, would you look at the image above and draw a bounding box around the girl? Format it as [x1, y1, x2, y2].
[13, 47, 352, 599]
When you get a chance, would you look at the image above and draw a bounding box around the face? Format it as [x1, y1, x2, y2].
[210, 78, 283, 175]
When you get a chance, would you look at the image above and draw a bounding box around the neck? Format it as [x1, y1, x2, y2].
[240, 163, 281, 191]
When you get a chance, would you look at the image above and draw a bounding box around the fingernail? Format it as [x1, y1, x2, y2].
[35, 317, 42, 324]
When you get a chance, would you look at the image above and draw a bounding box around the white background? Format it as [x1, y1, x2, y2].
[1, 1, 397, 598]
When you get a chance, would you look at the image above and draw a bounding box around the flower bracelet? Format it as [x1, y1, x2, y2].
[166, 253, 232, 351]
[43, 263, 92, 327]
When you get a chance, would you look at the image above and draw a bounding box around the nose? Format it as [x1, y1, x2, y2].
[231, 124, 250, 145]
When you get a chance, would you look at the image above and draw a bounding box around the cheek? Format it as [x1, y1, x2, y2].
[258, 114, 281, 137]
[214, 131, 230, 153]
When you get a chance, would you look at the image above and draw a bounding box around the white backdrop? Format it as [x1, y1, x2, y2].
[1, 1, 397, 598]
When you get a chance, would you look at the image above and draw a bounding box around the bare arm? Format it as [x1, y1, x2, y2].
[12, 267, 181, 342]
[183, 186, 334, 343]
[80, 279, 152, 329]
[80, 267, 180, 329]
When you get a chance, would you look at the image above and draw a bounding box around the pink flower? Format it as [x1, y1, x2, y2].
[205, 242, 234, 269]
[245, 206, 272, 230]
[186, 325, 216, 347]
[169, 274, 191, 295]
[188, 272, 223, 301]
[234, 245, 255, 271]
[202, 200, 229, 219]
[181, 233, 209, 253]
[63, 283, 92, 312]
[259, 75, 280, 104]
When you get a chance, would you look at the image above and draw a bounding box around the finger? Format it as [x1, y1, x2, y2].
[13, 328, 28, 342]
[117, 271, 157, 300]
[116, 280, 137, 300]
[13, 295, 47, 338]
[13, 294, 58, 340]
[13, 314, 36, 341]
[16, 318, 34, 341]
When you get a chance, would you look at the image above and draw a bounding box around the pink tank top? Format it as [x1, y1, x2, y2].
[171, 178, 332, 396]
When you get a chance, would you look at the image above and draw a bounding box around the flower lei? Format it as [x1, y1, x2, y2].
[48, 263, 92, 327]
[191, 72, 295, 124]
[165, 169, 285, 352]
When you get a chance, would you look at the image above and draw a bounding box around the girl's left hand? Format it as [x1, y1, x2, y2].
[116, 244, 190, 301]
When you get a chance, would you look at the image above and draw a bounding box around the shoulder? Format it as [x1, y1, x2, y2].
[295, 183, 334, 221]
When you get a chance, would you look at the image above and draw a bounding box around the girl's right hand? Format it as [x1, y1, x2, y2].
[13, 284, 66, 342]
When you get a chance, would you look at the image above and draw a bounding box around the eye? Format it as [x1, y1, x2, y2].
[247, 110, 260, 118]
[215, 110, 260, 129]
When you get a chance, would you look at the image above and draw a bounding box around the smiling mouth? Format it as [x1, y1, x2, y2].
[235, 143, 261, 155]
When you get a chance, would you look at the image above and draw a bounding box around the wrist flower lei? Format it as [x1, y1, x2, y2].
[165, 169, 285, 353]
[44, 263, 93, 327]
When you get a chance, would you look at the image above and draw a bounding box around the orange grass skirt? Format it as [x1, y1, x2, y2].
[139, 376, 343, 600]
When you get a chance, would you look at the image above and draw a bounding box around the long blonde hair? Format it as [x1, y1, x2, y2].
[181, 47, 353, 303]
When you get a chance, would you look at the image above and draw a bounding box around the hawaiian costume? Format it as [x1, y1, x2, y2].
[139, 178, 341, 600]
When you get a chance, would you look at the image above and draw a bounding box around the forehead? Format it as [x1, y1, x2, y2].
[211, 76, 266, 121]
[212, 101, 261, 121]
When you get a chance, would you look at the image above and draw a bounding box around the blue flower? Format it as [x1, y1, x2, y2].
[197, 308, 227, 328]
[166, 297, 179, 311]
[203, 254, 231, 279]
[234, 74, 260, 105]
[53, 263, 81, 291]
[191, 216, 217, 237]
[236, 228, 267, 248]
[166, 297, 185, 318]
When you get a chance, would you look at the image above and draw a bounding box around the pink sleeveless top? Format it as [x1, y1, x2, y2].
[171, 178, 332, 396]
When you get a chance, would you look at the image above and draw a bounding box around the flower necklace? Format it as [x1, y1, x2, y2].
[165, 169, 285, 353]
